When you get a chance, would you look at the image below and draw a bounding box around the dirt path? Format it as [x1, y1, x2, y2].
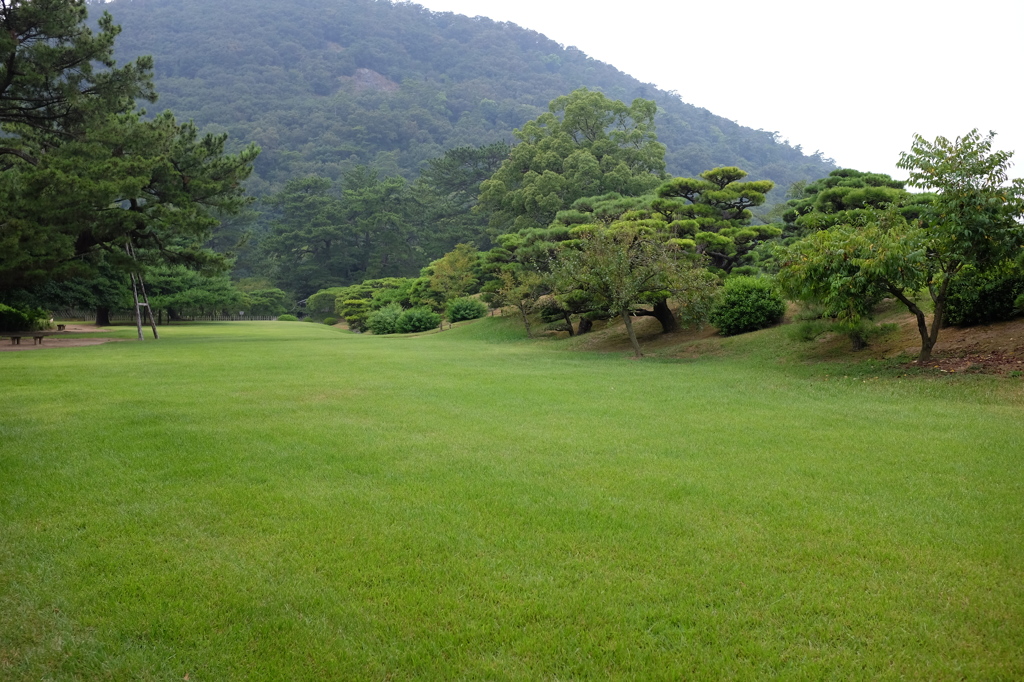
[0, 324, 126, 352]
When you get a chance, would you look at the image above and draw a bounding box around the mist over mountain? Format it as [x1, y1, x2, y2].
[103, 0, 835, 195]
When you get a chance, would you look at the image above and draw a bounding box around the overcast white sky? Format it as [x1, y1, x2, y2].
[412, 0, 1023, 181]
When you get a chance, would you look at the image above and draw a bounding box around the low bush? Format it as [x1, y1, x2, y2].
[322, 317, 339, 326]
[834, 319, 899, 350]
[789, 319, 830, 342]
[0, 303, 49, 332]
[446, 297, 487, 323]
[710, 277, 786, 336]
[395, 307, 441, 333]
[277, 314, 299, 322]
[945, 262, 1024, 327]
[366, 303, 403, 335]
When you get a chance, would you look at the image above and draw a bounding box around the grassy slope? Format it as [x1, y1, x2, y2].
[1, 320, 1022, 679]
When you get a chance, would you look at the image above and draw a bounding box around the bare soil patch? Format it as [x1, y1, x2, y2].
[554, 301, 1024, 376]
[0, 324, 126, 352]
[895, 317, 1024, 375]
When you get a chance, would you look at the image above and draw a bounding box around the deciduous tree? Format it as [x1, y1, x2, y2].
[780, 131, 1024, 362]
[479, 88, 665, 233]
[551, 229, 716, 357]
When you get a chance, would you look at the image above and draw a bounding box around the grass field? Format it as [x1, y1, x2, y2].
[1, 319, 1022, 679]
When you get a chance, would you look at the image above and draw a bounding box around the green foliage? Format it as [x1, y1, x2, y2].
[366, 302, 403, 335]
[245, 288, 289, 316]
[709, 277, 786, 336]
[789, 318, 896, 350]
[781, 132, 1024, 362]
[395, 306, 441, 333]
[486, 268, 547, 338]
[898, 129, 1024, 271]
[788, 319, 830, 342]
[0, 0, 155, 136]
[414, 143, 510, 253]
[2, 104, 259, 290]
[322, 317, 339, 326]
[429, 243, 480, 301]
[780, 169, 933, 238]
[277, 314, 299, 321]
[260, 169, 420, 296]
[337, 298, 371, 332]
[145, 266, 245, 319]
[306, 288, 347, 315]
[104, 0, 834, 197]
[86, 0, 837, 294]
[479, 88, 666, 232]
[369, 278, 420, 310]
[777, 208, 909, 326]
[944, 262, 1024, 327]
[445, 297, 487, 323]
[551, 229, 717, 356]
[654, 167, 777, 273]
[0, 303, 48, 332]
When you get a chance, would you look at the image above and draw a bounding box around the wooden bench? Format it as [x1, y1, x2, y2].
[2, 331, 65, 345]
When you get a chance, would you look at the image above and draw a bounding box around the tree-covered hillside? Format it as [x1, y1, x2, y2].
[103, 0, 835, 194]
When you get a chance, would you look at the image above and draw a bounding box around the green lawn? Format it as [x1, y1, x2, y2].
[2, 320, 1021, 679]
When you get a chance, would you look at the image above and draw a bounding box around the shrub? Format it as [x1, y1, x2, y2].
[710, 276, 786, 336]
[446, 297, 487, 323]
[834, 319, 899, 351]
[395, 307, 441, 333]
[945, 262, 1024, 327]
[277, 314, 299, 321]
[0, 304, 49, 332]
[366, 303, 403, 335]
[245, 288, 288, 316]
[789, 319, 830, 342]
[322, 317, 338, 326]
[338, 298, 371, 332]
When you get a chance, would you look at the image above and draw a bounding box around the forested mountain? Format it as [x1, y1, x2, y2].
[102, 0, 835, 195]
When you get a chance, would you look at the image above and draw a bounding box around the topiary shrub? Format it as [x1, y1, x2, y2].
[277, 314, 299, 321]
[395, 307, 441, 333]
[322, 317, 339, 326]
[446, 297, 487, 323]
[366, 303, 403, 335]
[338, 298, 371, 332]
[710, 276, 786, 336]
[945, 262, 1024, 327]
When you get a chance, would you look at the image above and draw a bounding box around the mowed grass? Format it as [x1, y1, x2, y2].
[1, 320, 1022, 680]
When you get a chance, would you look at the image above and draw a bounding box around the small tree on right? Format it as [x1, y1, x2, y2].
[779, 131, 1024, 363]
[894, 130, 1024, 361]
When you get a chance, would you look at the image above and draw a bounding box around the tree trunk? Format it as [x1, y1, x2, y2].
[519, 304, 532, 338]
[577, 317, 593, 335]
[927, 274, 954, 354]
[651, 298, 679, 333]
[888, 286, 935, 362]
[562, 311, 575, 336]
[95, 307, 111, 326]
[621, 310, 643, 358]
